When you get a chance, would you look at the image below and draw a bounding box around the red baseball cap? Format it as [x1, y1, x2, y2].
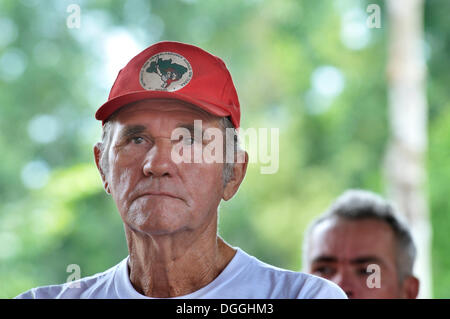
[95, 41, 241, 128]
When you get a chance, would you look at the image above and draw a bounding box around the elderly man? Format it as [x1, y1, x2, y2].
[303, 189, 420, 299]
[16, 41, 345, 299]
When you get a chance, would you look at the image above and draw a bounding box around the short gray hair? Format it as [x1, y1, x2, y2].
[303, 189, 417, 283]
[98, 104, 240, 187]
[220, 116, 240, 186]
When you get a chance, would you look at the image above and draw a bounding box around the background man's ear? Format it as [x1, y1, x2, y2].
[223, 150, 248, 201]
[94, 142, 111, 194]
[402, 275, 420, 299]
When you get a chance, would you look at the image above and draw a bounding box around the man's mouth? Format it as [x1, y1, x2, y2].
[137, 192, 180, 200]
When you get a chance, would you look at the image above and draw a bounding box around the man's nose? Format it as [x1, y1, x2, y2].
[142, 138, 176, 177]
[332, 270, 355, 299]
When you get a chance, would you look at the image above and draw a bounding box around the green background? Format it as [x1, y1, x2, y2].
[0, 0, 449, 298]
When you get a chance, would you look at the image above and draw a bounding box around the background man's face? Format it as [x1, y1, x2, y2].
[307, 218, 405, 298]
[102, 99, 226, 237]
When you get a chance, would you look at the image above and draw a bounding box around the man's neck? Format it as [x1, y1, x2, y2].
[125, 222, 236, 298]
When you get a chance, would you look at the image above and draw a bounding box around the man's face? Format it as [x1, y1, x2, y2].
[98, 99, 230, 237]
[307, 218, 407, 299]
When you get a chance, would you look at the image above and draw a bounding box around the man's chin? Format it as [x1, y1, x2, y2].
[122, 215, 186, 237]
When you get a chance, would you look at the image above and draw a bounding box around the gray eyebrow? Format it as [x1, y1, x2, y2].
[175, 123, 207, 140]
[350, 256, 384, 266]
[311, 256, 338, 264]
[311, 255, 385, 266]
[118, 125, 146, 140]
[176, 122, 203, 132]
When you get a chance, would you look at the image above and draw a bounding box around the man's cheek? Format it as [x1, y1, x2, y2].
[110, 171, 132, 203]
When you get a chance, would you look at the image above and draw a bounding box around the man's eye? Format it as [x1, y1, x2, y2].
[182, 136, 195, 145]
[313, 266, 335, 276]
[131, 137, 145, 144]
[358, 268, 370, 276]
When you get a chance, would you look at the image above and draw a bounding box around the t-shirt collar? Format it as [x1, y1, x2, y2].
[113, 247, 246, 299]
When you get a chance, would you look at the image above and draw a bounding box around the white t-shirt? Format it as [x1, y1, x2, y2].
[15, 247, 346, 299]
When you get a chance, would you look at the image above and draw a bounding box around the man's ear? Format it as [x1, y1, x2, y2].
[223, 150, 248, 201]
[401, 275, 420, 299]
[94, 142, 111, 194]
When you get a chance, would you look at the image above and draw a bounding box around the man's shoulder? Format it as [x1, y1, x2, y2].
[297, 273, 348, 299]
[14, 258, 126, 299]
[236, 249, 347, 299]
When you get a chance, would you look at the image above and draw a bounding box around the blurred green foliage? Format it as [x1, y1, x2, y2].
[0, 0, 448, 298]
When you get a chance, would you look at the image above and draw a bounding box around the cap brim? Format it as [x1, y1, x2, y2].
[95, 91, 231, 125]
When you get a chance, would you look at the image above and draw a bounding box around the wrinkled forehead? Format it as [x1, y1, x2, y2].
[107, 98, 221, 125]
[308, 217, 397, 262]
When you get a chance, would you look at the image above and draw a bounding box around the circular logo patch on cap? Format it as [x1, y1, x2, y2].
[139, 52, 193, 92]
